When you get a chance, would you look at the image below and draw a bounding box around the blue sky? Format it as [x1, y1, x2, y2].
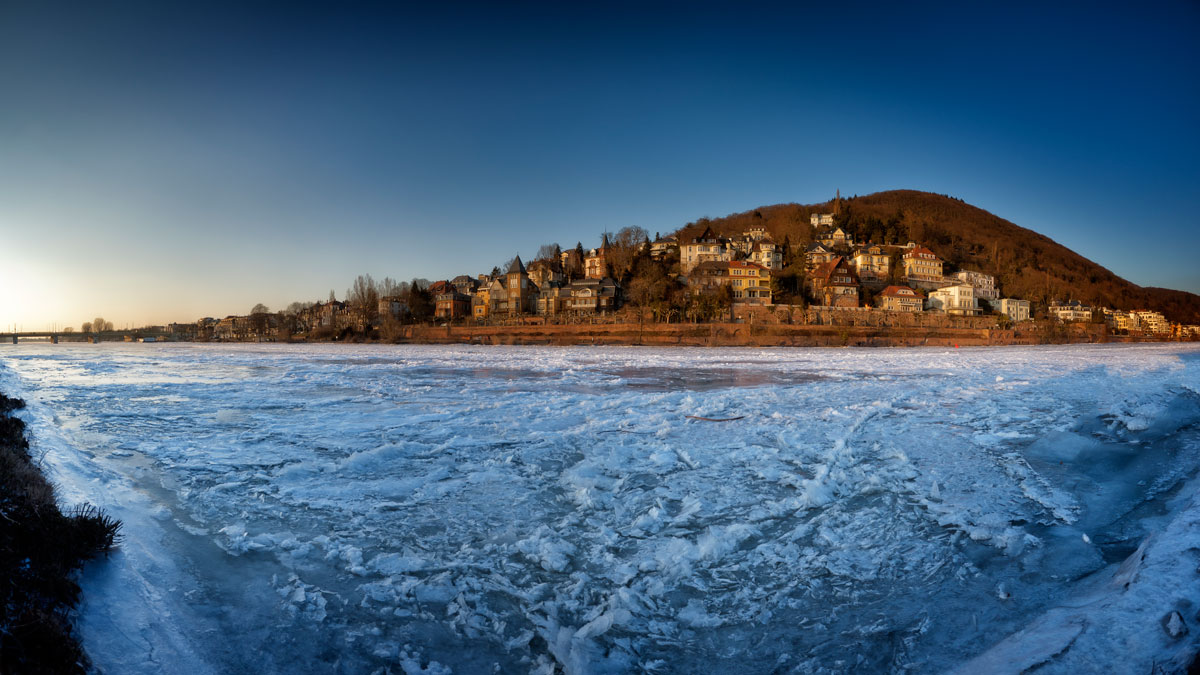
[1, 2, 1197, 328]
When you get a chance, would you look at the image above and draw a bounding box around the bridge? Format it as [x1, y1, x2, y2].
[0, 331, 173, 344]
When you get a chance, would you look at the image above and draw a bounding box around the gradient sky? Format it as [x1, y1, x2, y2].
[2, 1, 1198, 329]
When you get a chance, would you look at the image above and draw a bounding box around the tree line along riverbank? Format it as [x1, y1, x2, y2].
[0, 393, 120, 673]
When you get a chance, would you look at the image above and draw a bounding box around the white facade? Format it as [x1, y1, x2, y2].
[952, 270, 1000, 301]
[995, 298, 1031, 322]
[1049, 303, 1092, 323]
[927, 283, 980, 315]
[810, 213, 834, 227]
[1132, 310, 1169, 333]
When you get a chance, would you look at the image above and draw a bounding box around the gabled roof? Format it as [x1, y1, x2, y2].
[879, 285, 924, 298]
[689, 226, 720, 244]
[903, 246, 941, 260]
[729, 260, 769, 271]
[813, 256, 859, 285]
[806, 242, 832, 253]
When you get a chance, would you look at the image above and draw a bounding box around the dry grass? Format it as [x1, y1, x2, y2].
[0, 393, 121, 673]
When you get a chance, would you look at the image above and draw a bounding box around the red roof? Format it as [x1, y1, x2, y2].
[903, 246, 941, 261]
[728, 260, 768, 271]
[879, 285, 924, 298]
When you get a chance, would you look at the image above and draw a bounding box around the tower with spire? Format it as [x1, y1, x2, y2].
[584, 233, 611, 279]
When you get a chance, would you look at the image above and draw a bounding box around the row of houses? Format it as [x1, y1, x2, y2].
[172, 215, 1196, 339]
[1046, 301, 1178, 335]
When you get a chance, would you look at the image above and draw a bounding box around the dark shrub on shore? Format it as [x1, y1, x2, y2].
[0, 393, 121, 673]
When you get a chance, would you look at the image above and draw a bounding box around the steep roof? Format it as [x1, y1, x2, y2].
[903, 246, 941, 261]
[879, 285, 924, 298]
[507, 255, 526, 274]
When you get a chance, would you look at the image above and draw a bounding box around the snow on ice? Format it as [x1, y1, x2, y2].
[1, 343, 1199, 673]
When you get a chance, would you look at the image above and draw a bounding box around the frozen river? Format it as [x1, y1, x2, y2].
[2, 343, 1199, 673]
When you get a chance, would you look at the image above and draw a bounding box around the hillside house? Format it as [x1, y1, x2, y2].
[876, 286, 924, 312]
[689, 260, 773, 305]
[432, 281, 471, 321]
[649, 234, 678, 260]
[536, 284, 572, 316]
[1132, 310, 1169, 333]
[585, 235, 611, 279]
[748, 241, 782, 270]
[902, 247, 944, 288]
[1048, 301, 1092, 323]
[451, 275, 480, 296]
[527, 260, 563, 289]
[809, 257, 860, 308]
[927, 283, 979, 316]
[378, 296, 408, 322]
[810, 213, 834, 228]
[490, 256, 539, 316]
[952, 270, 999, 301]
[566, 278, 619, 314]
[472, 285, 492, 320]
[851, 244, 891, 284]
[995, 298, 1031, 322]
[680, 226, 731, 274]
[817, 227, 854, 249]
[805, 242, 837, 273]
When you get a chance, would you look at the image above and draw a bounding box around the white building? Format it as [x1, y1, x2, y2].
[810, 213, 834, 228]
[1132, 310, 1169, 334]
[927, 283, 980, 316]
[680, 226, 731, 274]
[1048, 301, 1093, 323]
[952, 270, 1000, 301]
[748, 241, 782, 270]
[995, 298, 1031, 322]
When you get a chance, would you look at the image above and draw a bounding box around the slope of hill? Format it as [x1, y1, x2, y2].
[674, 190, 1200, 323]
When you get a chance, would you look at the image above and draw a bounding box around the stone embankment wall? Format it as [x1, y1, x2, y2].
[401, 317, 1109, 348]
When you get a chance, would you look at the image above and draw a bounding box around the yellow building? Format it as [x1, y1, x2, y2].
[876, 285, 924, 312]
[902, 247, 944, 287]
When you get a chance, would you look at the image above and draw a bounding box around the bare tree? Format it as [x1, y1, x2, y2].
[251, 303, 270, 315]
[349, 274, 380, 326]
[380, 277, 404, 298]
[82, 322, 92, 333]
[535, 243, 560, 262]
[91, 317, 107, 333]
[104, 320, 114, 331]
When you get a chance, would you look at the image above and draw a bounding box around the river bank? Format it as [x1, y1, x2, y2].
[392, 319, 1113, 347]
[0, 392, 120, 673]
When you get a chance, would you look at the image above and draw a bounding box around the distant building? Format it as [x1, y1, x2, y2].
[809, 257, 859, 308]
[378, 296, 408, 322]
[431, 281, 471, 321]
[995, 298, 1031, 322]
[810, 213, 834, 228]
[851, 244, 891, 284]
[566, 277, 619, 314]
[902, 247, 944, 288]
[805, 242, 837, 273]
[680, 226, 731, 274]
[748, 241, 782, 270]
[816, 227, 854, 249]
[1132, 310, 1169, 333]
[927, 283, 979, 316]
[489, 256, 539, 316]
[1048, 300, 1092, 323]
[584, 235, 611, 279]
[649, 234, 678, 261]
[876, 285, 924, 312]
[952, 270, 999, 301]
[526, 261, 563, 289]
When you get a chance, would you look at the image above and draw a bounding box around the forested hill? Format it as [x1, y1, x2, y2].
[673, 190, 1200, 324]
